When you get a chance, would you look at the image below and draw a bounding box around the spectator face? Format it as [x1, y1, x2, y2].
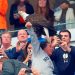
[1, 33, 11, 45]
[39, 0, 47, 8]
[18, 29, 28, 42]
[60, 32, 70, 44]
[20, 0, 25, 3]
[43, 36, 54, 56]
[60, 3, 69, 9]
[44, 43, 53, 56]
[27, 44, 33, 54]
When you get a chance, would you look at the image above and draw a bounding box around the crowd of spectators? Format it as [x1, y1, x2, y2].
[0, 0, 75, 75]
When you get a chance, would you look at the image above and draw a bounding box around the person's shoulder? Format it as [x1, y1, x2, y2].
[68, 8, 74, 12]
[10, 3, 17, 8]
[70, 46, 75, 54]
[49, 9, 54, 17]
[25, 3, 34, 14]
[25, 3, 33, 8]
[11, 3, 16, 6]
[55, 47, 61, 50]
[49, 9, 54, 13]
[70, 46, 75, 49]
[49, 9, 54, 12]
[54, 47, 62, 53]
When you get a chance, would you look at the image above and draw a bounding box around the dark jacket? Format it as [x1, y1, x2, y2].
[9, 3, 34, 30]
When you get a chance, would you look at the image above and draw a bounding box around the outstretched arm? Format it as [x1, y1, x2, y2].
[26, 22, 41, 56]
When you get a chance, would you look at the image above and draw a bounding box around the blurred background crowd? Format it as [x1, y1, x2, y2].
[1, 0, 75, 31]
[0, 0, 75, 75]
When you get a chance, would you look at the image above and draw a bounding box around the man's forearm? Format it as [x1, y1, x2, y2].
[27, 27, 40, 55]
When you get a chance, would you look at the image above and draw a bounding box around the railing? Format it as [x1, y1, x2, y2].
[54, 22, 75, 31]
[0, 22, 75, 35]
[0, 29, 27, 37]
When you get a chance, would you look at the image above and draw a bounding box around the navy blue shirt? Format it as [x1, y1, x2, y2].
[5, 47, 24, 61]
[51, 46, 75, 75]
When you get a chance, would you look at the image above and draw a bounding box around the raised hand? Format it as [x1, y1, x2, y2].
[60, 41, 71, 52]
[18, 68, 26, 75]
[16, 41, 27, 52]
[25, 22, 32, 29]
[0, 48, 4, 55]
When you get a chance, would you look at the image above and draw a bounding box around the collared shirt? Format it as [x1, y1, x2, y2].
[1, 45, 14, 50]
[0, 45, 14, 59]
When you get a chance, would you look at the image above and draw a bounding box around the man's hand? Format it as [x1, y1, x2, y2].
[13, 13, 20, 19]
[60, 41, 71, 52]
[25, 22, 32, 29]
[0, 48, 5, 55]
[31, 67, 40, 75]
[23, 52, 32, 63]
[51, 36, 61, 47]
[18, 68, 26, 75]
[0, 48, 8, 61]
[16, 41, 27, 52]
[0, 62, 3, 72]
[18, 67, 40, 75]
